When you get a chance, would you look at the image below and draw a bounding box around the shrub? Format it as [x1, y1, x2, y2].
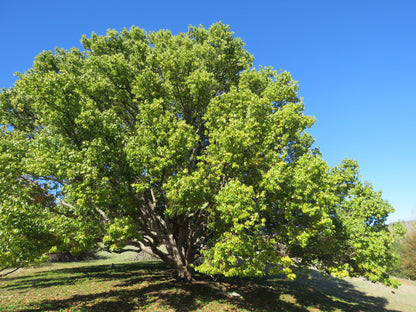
[403, 230, 416, 280]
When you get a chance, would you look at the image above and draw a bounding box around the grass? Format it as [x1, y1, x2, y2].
[1, 251, 415, 312]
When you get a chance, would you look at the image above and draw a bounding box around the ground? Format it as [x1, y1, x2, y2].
[1, 250, 415, 312]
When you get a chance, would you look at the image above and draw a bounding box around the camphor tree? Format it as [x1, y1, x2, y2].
[0, 23, 404, 284]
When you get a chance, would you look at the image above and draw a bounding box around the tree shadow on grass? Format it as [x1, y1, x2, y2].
[240, 276, 399, 312]
[0, 262, 149, 291]
[3, 262, 400, 312]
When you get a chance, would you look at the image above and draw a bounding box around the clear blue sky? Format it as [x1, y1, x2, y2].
[1, 0, 415, 222]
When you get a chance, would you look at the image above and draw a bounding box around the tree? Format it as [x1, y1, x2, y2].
[0, 23, 404, 284]
[402, 230, 416, 280]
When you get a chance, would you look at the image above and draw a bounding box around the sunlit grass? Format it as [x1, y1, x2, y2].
[1, 252, 415, 311]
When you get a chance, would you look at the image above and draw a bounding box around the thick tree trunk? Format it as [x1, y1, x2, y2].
[170, 240, 196, 282]
[176, 264, 195, 282]
[135, 199, 201, 283]
[137, 234, 197, 282]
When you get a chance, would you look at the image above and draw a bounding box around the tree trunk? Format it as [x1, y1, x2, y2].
[176, 263, 195, 282]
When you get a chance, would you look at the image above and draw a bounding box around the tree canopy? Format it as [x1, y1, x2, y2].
[0, 22, 404, 285]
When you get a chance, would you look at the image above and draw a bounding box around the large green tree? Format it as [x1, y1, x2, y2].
[0, 23, 404, 284]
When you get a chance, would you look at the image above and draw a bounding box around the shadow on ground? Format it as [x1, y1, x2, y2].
[1, 262, 400, 312]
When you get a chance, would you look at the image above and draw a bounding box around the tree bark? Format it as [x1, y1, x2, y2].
[175, 263, 195, 282]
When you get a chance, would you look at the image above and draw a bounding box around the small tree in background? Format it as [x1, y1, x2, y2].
[389, 238, 405, 278]
[402, 230, 416, 280]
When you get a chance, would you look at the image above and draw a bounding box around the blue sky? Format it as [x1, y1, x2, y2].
[1, 0, 415, 222]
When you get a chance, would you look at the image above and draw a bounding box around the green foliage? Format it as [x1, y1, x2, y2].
[402, 230, 416, 280]
[389, 238, 406, 278]
[389, 221, 415, 280]
[0, 23, 402, 285]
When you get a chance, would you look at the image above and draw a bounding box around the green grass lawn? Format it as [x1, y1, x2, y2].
[1, 251, 415, 311]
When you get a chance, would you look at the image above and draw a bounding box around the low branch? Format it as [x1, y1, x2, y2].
[137, 240, 175, 267]
[108, 248, 139, 254]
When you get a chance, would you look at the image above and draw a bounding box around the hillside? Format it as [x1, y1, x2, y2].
[390, 220, 416, 238]
[400, 220, 416, 234]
